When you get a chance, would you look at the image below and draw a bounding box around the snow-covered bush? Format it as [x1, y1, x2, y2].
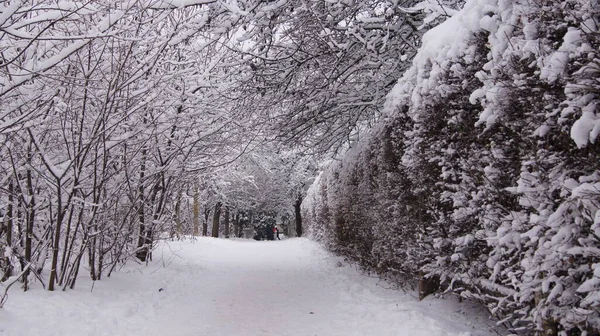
[303, 0, 600, 333]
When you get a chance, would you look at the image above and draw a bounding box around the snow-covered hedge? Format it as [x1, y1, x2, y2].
[303, 0, 600, 334]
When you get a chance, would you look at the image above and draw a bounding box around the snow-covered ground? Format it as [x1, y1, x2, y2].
[1, 238, 498, 336]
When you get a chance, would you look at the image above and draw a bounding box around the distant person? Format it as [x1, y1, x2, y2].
[266, 224, 275, 240]
[275, 227, 280, 240]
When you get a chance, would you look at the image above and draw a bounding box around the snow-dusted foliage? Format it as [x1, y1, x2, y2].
[0, 0, 264, 293]
[232, 0, 432, 155]
[303, 0, 600, 333]
[304, 112, 424, 281]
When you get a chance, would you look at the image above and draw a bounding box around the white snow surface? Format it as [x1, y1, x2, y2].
[0, 238, 496, 336]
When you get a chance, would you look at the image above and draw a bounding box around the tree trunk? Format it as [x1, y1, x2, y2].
[223, 206, 230, 238]
[48, 177, 65, 291]
[88, 232, 97, 281]
[174, 190, 182, 237]
[59, 205, 76, 285]
[295, 195, 303, 237]
[1, 181, 14, 281]
[211, 202, 222, 238]
[146, 181, 165, 262]
[235, 213, 242, 237]
[23, 165, 35, 291]
[59, 207, 83, 286]
[203, 207, 210, 236]
[6, 181, 13, 251]
[97, 235, 104, 280]
[68, 244, 86, 290]
[136, 147, 148, 262]
[192, 188, 199, 236]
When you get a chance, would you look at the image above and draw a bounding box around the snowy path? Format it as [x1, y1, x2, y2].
[1, 238, 496, 336]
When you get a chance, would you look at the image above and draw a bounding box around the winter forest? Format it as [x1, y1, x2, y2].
[0, 0, 599, 335]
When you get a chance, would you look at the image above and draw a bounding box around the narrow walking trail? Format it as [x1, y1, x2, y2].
[1, 238, 497, 336]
